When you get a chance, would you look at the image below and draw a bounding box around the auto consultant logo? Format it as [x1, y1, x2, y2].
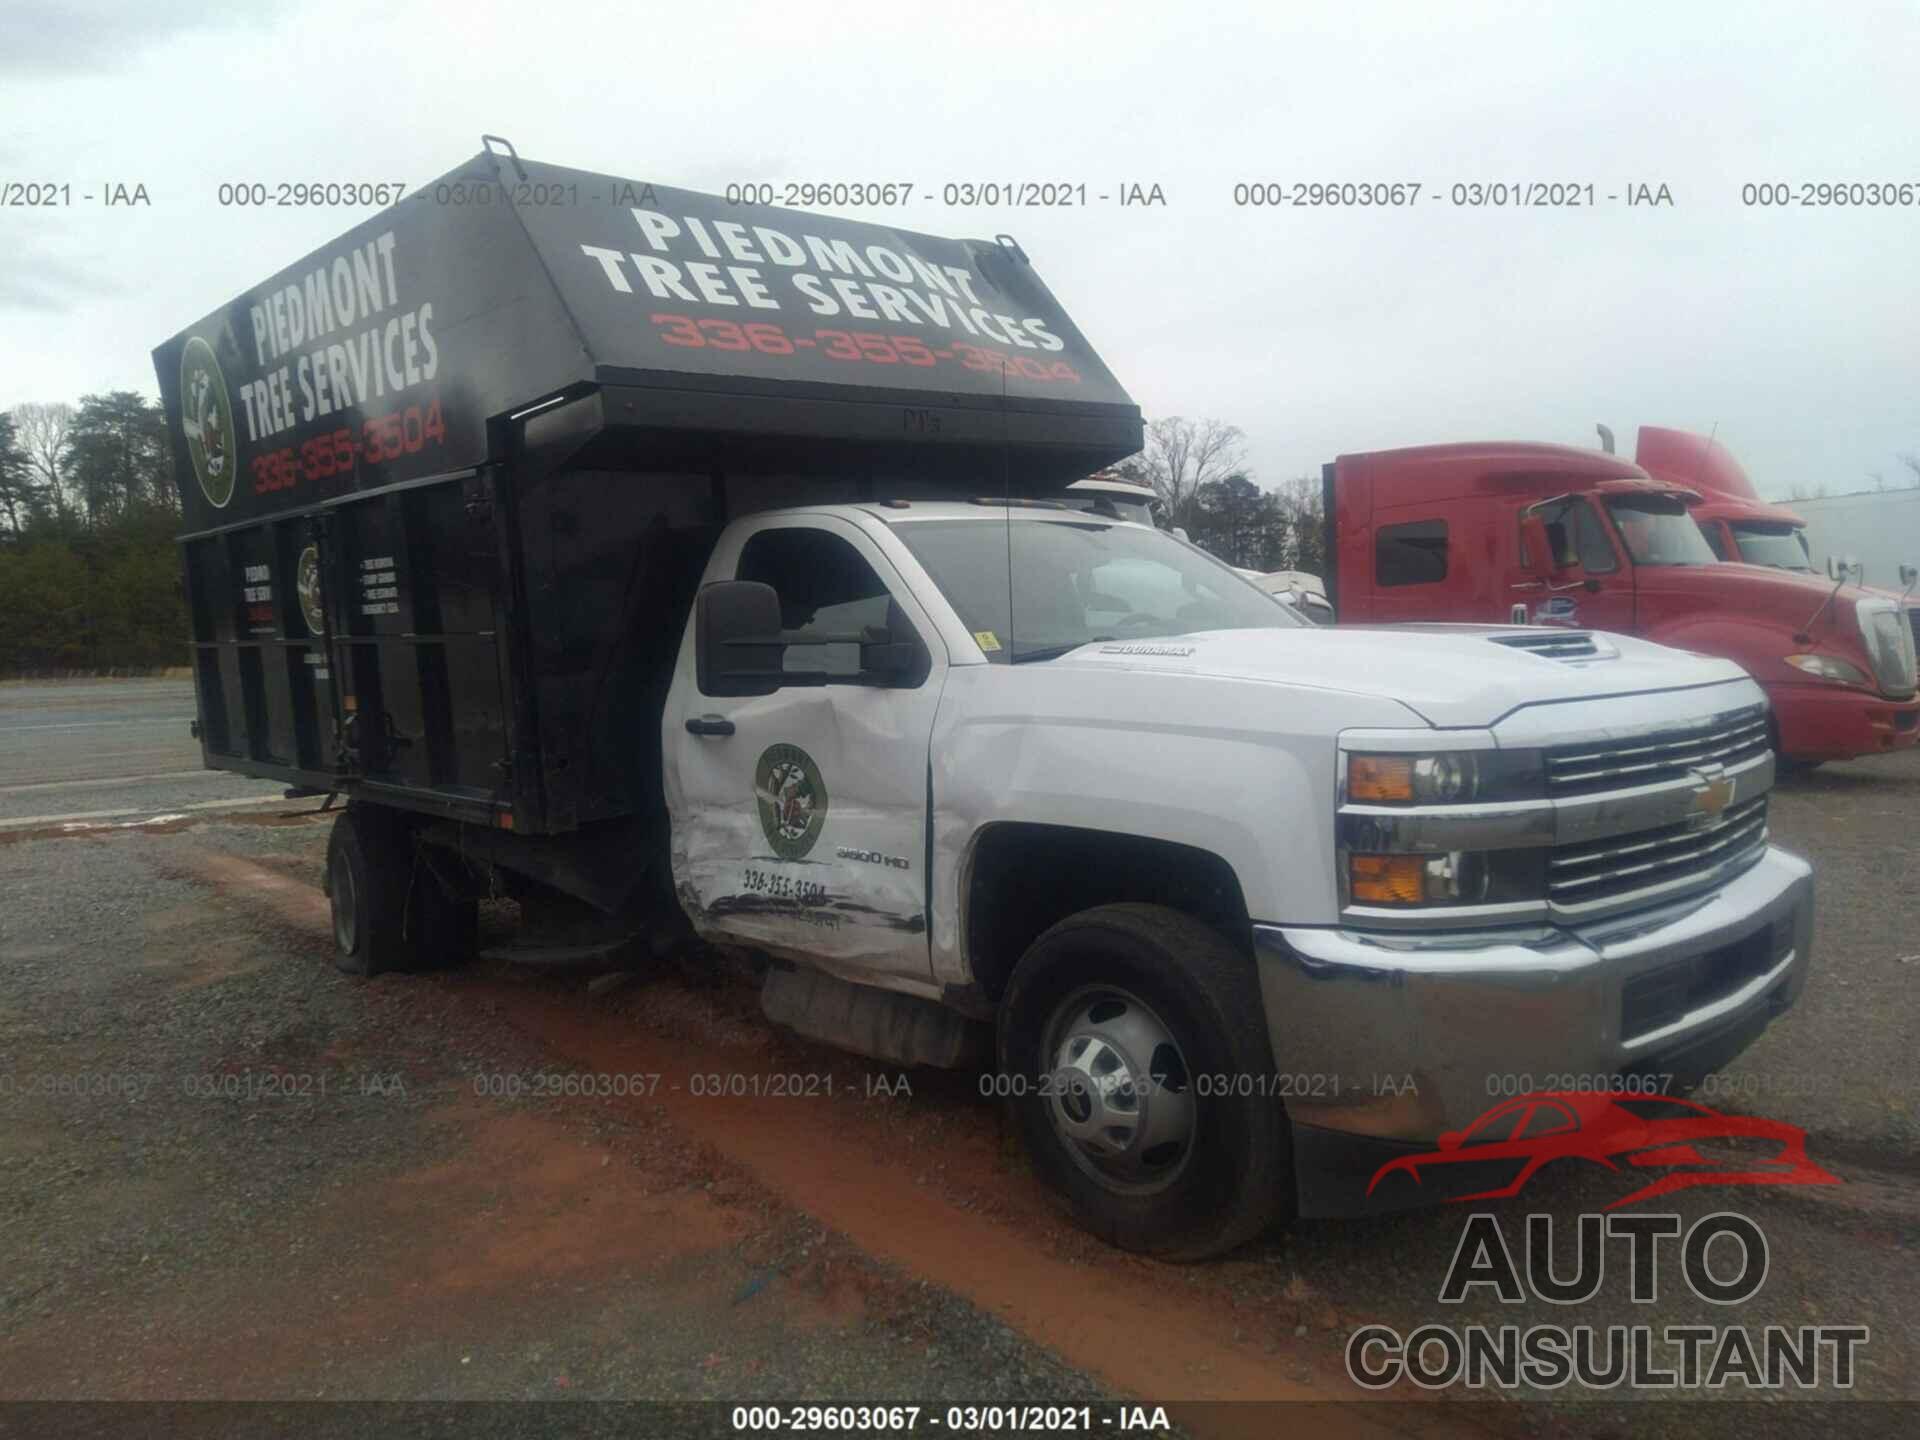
[1367, 1091, 1839, 1209]
[754, 743, 828, 860]
[1346, 1210, 1869, 1392]
[179, 336, 237, 509]
[296, 544, 326, 635]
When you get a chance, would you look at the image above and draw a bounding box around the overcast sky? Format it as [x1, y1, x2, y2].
[3, 0, 1916, 498]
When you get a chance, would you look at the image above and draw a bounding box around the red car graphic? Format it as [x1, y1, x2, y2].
[1367, 1091, 1839, 1209]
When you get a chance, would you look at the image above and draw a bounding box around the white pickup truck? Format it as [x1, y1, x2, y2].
[663, 499, 1814, 1256]
[160, 147, 1814, 1260]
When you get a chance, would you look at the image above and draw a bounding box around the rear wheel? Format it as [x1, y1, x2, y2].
[408, 863, 478, 970]
[997, 903, 1289, 1260]
[324, 808, 410, 977]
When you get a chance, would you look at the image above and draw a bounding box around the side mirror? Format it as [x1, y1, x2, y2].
[1826, 554, 1861, 583]
[858, 626, 920, 678]
[696, 581, 788, 697]
[1521, 511, 1563, 573]
[1900, 563, 1918, 597]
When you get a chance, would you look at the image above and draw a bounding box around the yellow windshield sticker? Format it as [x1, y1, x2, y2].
[973, 630, 1002, 652]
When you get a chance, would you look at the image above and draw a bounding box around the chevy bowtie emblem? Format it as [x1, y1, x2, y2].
[1689, 765, 1734, 822]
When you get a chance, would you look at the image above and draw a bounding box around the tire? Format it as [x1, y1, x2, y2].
[1768, 717, 1822, 779]
[324, 807, 411, 977]
[408, 864, 478, 970]
[997, 903, 1290, 1260]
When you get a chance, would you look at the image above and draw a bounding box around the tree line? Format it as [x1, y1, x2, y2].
[1113, 416, 1328, 573]
[0, 394, 185, 675]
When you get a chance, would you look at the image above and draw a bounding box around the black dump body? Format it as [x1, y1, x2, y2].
[155, 148, 1140, 858]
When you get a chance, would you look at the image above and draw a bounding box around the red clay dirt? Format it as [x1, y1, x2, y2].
[164, 845, 1506, 1440]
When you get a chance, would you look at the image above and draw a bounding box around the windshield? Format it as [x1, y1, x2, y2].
[1728, 522, 1813, 571]
[890, 516, 1304, 663]
[1603, 496, 1719, 566]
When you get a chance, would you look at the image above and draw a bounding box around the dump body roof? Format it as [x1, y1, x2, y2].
[155, 151, 1140, 534]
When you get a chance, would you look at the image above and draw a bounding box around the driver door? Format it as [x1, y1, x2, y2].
[664, 516, 945, 984]
[1509, 496, 1634, 633]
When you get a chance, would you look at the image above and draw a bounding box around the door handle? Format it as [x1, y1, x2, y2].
[685, 715, 736, 737]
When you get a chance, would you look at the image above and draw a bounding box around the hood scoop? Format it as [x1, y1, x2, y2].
[1488, 629, 1615, 662]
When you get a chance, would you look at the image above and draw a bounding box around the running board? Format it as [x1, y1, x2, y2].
[760, 966, 988, 1070]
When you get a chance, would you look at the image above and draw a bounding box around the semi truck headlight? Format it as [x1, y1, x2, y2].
[1784, 653, 1872, 686]
[1345, 749, 1544, 804]
[1348, 850, 1544, 906]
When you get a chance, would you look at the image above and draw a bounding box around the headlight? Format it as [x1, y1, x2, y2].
[1784, 653, 1872, 686]
[1348, 849, 1545, 906]
[1345, 749, 1545, 805]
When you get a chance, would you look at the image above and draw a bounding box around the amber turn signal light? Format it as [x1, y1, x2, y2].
[1348, 755, 1414, 803]
[1350, 854, 1425, 904]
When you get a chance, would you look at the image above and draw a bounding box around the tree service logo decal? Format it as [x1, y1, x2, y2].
[179, 336, 237, 509]
[296, 544, 326, 636]
[754, 743, 828, 861]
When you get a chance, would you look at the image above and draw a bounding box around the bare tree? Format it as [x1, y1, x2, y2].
[1115, 417, 1249, 529]
[11, 401, 75, 519]
[1271, 475, 1328, 572]
[1899, 453, 1920, 487]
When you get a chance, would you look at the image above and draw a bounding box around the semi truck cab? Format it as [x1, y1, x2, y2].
[1323, 442, 1920, 764]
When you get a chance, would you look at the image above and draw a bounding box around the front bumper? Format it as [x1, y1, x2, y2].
[1770, 681, 1920, 762]
[1253, 844, 1814, 1217]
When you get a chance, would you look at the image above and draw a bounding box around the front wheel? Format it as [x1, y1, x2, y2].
[997, 904, 1290, 1260]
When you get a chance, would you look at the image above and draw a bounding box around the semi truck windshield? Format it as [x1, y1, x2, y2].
[1729, 523, 1813, 571]
[891, 516, 1302, 663]
[1604, 496, 1719, 566]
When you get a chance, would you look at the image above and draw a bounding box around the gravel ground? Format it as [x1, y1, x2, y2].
[0, 819, 1116, 1419]
[1709, 748, 1920, 1163]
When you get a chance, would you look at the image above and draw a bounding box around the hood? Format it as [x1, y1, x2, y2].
[1662, 560, 1900, 634]
[1044, 625, 1751, 729]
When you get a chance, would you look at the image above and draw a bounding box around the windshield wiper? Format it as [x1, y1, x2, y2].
[1011, 637, 1114, 664]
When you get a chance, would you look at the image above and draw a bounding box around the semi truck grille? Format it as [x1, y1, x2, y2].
[1909, 606, 1919, 662]
[1863, 604, 1917, 695]
[1549, 795, 1768, 910]
[1544, 704, 1770, 794]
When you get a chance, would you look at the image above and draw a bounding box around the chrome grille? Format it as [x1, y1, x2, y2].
[1544, 704, 1770, 795]
[1909, 606, 1920, 663]
[1550, 795, 1768, 910]
[1490, 630, 1601, 660]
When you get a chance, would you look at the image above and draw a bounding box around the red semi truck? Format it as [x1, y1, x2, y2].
[1322, 440, 1920, 766]
[1634, 428, 1819, 573]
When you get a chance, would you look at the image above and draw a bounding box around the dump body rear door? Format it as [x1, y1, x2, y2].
[665, 515, 944, 983]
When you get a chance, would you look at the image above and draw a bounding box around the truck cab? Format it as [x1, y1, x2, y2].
[1323, 441, 1920, 764]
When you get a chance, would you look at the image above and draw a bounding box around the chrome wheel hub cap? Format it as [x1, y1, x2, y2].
[1044, 987, 1194, 1193]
